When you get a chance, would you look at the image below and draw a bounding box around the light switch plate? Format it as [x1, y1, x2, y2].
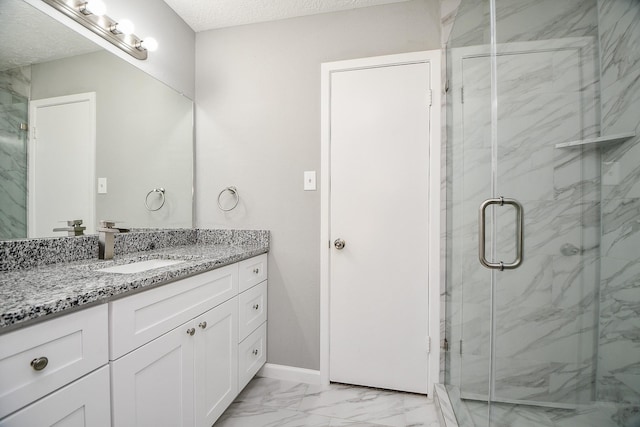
[304, 171, 316, 191]
[98, 177, 107, 194]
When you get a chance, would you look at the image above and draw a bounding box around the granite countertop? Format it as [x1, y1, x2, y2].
[0, 242, 268, 332]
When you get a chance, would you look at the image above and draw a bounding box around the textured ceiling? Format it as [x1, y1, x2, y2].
[0, 0, 100, 71]
[163, 0, 413, 32]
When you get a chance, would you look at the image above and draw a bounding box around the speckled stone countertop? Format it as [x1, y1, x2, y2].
[0, 230, 269, 332]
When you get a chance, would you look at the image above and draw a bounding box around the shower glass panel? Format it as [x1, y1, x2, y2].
[0, 86, 28, 240]
[445, 0, 640, 426]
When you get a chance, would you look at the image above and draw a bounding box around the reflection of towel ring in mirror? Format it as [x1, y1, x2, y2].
[217, 186, 240, 211]
[145, 188, 166, 211]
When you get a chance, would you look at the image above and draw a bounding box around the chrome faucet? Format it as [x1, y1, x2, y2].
[97, 220, 129, 260]
[53, 219, 86, 236]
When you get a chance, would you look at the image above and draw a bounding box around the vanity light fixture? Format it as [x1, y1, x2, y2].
[78, 0, 105, 16]
[41, 0, 156, 60]
[136, 37, 158, 52]
[109, 18, 134, 35]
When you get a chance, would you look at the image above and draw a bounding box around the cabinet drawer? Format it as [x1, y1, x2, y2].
[238, 322, 266, 391]
[0, 305, 108, 419]
[238, 281, 267, 341]
[0, 366, 111, 427]
[109, 264, 238, 360]
[238, 254, 267, 293]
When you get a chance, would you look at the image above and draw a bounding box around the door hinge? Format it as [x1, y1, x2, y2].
[32, 126, 37, 140]
[428, 89, 433, 107]
[461, 87, 464, 104]
[460, 340, 463, 355]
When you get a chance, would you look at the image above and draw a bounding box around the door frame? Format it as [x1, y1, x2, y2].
[28, 92, 97, 237]
[320, 50, 441, 394]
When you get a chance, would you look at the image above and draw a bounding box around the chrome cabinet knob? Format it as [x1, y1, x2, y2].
[252, 349, 259, 356]
[31, 357, 49, 371]
[253, 268, 260, 274]
[186, 328, 195, 336]
[334, 238, 346, 250]
[198, 321, 207, 329]
[253, 304, 259, 310]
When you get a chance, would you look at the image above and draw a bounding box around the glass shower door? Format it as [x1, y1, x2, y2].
[447, 0, 639, 426]
[488, 40, 600, 417]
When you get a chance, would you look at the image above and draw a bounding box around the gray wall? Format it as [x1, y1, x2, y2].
[24, 0, 195, 99]
[195, 0, 441, 370]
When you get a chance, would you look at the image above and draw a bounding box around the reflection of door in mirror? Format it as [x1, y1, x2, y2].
[0, 86, 28, 240]
[29, 93, 96, 237]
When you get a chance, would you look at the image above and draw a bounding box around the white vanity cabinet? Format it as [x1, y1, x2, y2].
[0, 253, 267, 427]
[0, 305, 110, 426]
[110, 254, 267, 427]
[237, 255, 268, 391]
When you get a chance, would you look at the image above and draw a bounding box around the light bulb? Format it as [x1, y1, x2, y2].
[81, 0, 106, 16]
[140, 37, 158, 52]
[116, 19, 135, 35]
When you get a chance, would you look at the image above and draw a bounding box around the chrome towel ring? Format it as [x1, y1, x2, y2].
[145, 188, 166, 211]
[217, 186, 239, 211]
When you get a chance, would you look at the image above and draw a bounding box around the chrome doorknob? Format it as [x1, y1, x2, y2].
[334, 239, 346, 250]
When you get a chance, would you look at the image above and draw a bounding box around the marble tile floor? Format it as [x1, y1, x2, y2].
[214, 377, 441, 427]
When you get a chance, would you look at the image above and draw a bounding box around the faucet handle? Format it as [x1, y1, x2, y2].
[66, 219, 83, 226]
[99, 220, 117, 228]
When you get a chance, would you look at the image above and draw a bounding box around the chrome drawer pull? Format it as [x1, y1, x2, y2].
[186, 328, 195, 336]
[198, 322, 207, 329]
[31, 357, 49, 371]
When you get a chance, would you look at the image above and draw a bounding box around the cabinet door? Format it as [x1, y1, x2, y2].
[0, 366, 110, 427]
[194, 297, 238, 427]
[111, 323, 195, 427]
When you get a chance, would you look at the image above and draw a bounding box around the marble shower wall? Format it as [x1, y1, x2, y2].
[596, 0, 640, 406]
[0, 67, 30, 241]
[445, 0, 601, 406]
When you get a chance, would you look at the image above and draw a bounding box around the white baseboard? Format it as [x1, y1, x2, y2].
[257, 363, 322, 385]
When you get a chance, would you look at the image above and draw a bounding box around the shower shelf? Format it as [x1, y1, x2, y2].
[555, 132, 636, 149]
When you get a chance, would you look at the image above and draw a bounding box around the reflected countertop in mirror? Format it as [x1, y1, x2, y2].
[0, 0, 193, 241]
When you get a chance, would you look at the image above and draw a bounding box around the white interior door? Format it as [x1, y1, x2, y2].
[329, 60, 431, 394]
[29, 93, 95, 237]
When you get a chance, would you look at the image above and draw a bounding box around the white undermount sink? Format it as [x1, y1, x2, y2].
[97, 259, 185, 274]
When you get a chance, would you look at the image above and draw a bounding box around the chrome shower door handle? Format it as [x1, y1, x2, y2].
[478, 197, 524, 270]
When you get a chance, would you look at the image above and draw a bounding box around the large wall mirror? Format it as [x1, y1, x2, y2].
[0, 0, 193, 241]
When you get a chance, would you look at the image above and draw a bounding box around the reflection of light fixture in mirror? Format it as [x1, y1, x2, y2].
[79, 0, 106, 16]
[41, 0, 157, 61]
[110, 19, 135, 35]
[136, 37, 158, 52]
